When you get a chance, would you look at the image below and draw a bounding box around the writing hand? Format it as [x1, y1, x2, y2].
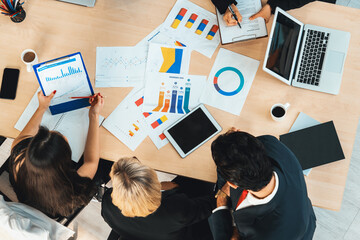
[223, 4, 242, 26]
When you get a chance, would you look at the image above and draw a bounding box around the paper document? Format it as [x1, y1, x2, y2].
[33, 52, 94, 115]
[160, 0, 220, 58]
[289, 112, 321, 176]
[0, 138, 14, 167]
[216, 0, 267, 44]
[200, 48, 259, 115]
[102, 88, 150, 151]
[95, 46, 148, 88]
[14, 90, 104, 162]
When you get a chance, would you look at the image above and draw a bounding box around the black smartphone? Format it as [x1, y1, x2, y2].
[0, 68, 20, 100]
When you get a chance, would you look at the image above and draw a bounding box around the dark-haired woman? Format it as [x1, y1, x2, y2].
[9, 90, 104, 218]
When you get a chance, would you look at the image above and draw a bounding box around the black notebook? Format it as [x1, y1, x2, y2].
[280, 121, 345, 170]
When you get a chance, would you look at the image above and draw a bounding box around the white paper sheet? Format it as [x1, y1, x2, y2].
[0, 138, 14, 167]
[200, 48, 259, 115]
[217, 0, 267, 44]
[160, 0, 220, 58]
[14, 90, 104, 162]
[102, 88, 150, 151]
[35, 54, 92, 106]
[146, 43, 191, 75]
[289, 112, 321, 176]
[136, 24, 176, 47]
[95, 46, 148, 88]
[143, 73, 206, 115]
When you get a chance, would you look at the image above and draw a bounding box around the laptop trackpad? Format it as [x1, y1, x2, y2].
[325, 51, 344, 73]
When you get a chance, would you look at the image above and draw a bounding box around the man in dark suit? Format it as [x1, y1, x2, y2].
[212, 0, 336, 25]
[101, 157, 214, 240]
[208, 130, 316, 240]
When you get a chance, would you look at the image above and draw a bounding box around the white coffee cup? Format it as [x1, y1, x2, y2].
[21, 49, 38, 72]
[270, 103, 290, 121]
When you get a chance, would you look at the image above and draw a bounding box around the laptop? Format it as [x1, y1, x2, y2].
[57, 0, 96, 7]
[263, 7, 350, 95]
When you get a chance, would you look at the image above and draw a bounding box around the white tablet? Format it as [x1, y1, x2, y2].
[163, 104, 222, 158]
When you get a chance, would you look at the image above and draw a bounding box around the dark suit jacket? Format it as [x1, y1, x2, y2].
[208, 135, 316, 240]
[211, 0, 335, 14]
[101, 188, 214, 240]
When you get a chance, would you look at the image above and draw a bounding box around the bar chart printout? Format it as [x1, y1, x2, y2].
[34, 53, 93, 111]
[143, 73, 207, 115]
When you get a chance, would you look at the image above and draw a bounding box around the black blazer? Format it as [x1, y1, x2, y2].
[101, 188, 214, 240]
[211, 0, 335, 14]
[208, 135, 316, 240]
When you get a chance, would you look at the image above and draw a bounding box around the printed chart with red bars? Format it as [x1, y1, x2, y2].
[195, 19, 209, 35]
[143, 73, 207, 115]
[171, 8, 187, 29]
[206, 25, 219, 40]
[102, 89, 150, 151]
[161, 0, 221, 58]
[185, 13, 198, 28]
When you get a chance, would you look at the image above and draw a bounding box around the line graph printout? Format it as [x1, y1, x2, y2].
[102, 88, 150, 151]
[146, 43, 190, 75]
[34, 53, 93, 107]
[200, 48, 259, 116]
[161, 0, 220, 58]
[96, 46, 148, 87]
[143, 73, 206, 114]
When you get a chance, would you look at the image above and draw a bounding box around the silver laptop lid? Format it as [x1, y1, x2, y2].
[57, 0, 96, 7]
[263, 8, 304, 85]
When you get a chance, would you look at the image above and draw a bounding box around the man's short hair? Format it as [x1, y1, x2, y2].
[211, 131, 273, 192]
[110, 157, 161, 217]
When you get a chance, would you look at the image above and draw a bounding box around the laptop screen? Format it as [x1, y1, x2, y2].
[265, 11, 301, 80]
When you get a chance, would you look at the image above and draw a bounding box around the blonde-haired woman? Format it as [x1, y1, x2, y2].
[101, 157, 215, 240]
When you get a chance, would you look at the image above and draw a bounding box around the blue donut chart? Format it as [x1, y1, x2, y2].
[213, 67, 244, 96]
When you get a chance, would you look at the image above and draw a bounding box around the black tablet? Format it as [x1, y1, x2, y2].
[163, 104, 222, 158]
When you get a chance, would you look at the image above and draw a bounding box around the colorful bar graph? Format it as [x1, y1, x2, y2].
[185, 13, 198, 28]
[195, 19, 209, 35]
[151, 115, 168, 129]
[171, 8, 187, 29]
[169, 90, 177, 113]
[153, 91, 165, 111]
[161, 99, 170, 112]
[177, 95, 184, 114]
[183, 87, 191, 113]
[129, 130, 134, 137]
[159, 133, 166, 140]
[206, 25, 219, 40]
[135, 97, 144, 106]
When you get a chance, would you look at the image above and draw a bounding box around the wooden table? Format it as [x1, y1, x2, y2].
[0, 0, 359, 211]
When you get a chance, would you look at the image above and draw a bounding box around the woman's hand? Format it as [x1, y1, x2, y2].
[89, 93, 105, 117]
[161, 182, 179, 191]
[37, 90, 56, 111]
[223, 4, 242, 26]
[249, 4, 272, 23]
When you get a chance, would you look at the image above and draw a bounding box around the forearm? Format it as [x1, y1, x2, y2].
[13, 107, 46, 147]
[266, 0, 315, 13]
[83, 112, 100, 165]
[212, 0, 237, 14]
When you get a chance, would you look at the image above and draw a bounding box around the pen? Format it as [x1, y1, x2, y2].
[228, 5, 241, 29]
[69, 94, 106, 99]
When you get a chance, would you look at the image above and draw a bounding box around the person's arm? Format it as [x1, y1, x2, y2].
[12, 90, 56, 149]
[211, 0, 237, 14]
[77, 94, 105, 179]
[250, 0, 315, 23]
[211, 0, 241, 26]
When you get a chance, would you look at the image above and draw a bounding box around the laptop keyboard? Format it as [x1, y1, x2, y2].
[296, 29, 330, 86]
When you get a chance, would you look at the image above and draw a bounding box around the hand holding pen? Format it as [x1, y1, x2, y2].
[223, 4, 242, 28]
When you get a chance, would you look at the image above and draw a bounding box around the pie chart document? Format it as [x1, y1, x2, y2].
[200, 48, 259, 115]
